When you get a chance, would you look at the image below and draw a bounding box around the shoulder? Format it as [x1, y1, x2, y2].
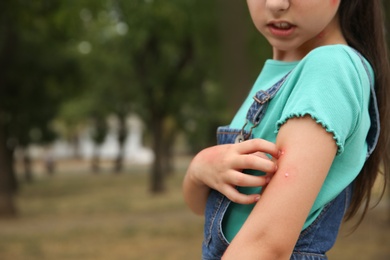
[299, 45, 372, 80]
[290, 45, 372, 96]
[304, 45, 361, 64]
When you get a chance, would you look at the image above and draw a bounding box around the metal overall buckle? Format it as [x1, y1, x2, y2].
[234, 119, 259, 144]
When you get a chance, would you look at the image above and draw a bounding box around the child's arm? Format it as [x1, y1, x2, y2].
[222, 116, 337, 259]
[183, 139, 279, 215]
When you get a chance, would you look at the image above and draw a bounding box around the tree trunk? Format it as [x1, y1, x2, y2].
[0, 1, 17, 218]
[70, 134, 81, 160]
[0, 123, 17, 217]
[114, 114, 127, 173]
[150, 117, 166, 193]
[44, 150, 56, 176]
[91, 148, 101, 174]
[162, 128, 175, 177]
[216, 0, 252, 115]
[22, 148, 33, 182]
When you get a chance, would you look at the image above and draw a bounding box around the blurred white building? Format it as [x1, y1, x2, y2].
[30, 114, 154, 164]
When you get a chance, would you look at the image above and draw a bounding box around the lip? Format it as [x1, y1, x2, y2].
[267, 21, 296, 37]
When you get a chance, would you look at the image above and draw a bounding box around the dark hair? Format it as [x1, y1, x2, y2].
[339, 0, 390, 226]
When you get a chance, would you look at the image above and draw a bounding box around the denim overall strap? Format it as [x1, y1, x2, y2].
[352, 49, 380, 159]
[246, 71, 292, 126]
[232, 71, 292, 144]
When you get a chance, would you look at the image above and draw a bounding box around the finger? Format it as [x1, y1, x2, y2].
[223, 186, 261, 204]
[233, 154, 277, 173]
[263, 171, 275, 179]
[225, 171, 271, 187]
[251, 151, 271, 160]
[236, 138, 280, 158]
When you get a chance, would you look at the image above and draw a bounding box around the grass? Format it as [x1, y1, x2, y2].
[0, 159, 389, 259]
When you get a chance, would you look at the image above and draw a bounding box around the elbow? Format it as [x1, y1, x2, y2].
[264, 245, 293, 260]
[182, 188, 206, 216]
[182, 176, 209, 216]
[223, 236, 294, 260]
[184, 203, 205, 216]
[246, 231, 296, 259]
[192, 207, 205, 216]
[256, 236, 295, 259]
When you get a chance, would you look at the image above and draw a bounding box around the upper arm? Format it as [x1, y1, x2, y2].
[224, 116, 337, 258]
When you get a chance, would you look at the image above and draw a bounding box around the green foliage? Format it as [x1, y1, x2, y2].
[120, 0, 222, 148]
[0, 0, 84, 146]
[62, 0, 223, 152]
[0, 0, 266, 165]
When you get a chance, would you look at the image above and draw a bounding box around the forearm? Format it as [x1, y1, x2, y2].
[182, 164, 210, 215]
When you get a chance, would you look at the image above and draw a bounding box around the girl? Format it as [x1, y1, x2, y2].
[183, 0, 390, 259]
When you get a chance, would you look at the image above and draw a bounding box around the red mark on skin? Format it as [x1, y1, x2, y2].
[317, 31, 326, 40]
[330, 0, 338, 6]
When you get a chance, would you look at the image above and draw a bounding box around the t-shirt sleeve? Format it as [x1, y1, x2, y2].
[275, 48, 365, 155]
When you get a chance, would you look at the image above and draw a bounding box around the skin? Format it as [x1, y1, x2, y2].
[184, 0, 347, 258]
[183, 139, 279, 215]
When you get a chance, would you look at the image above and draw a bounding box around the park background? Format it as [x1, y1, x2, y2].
[0, 1, 389, 259]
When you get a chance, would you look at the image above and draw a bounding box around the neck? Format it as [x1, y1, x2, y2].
[273, 16, 347, 61]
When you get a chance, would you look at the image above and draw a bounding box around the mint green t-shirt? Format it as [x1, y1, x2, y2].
[222, 45, 374, 242]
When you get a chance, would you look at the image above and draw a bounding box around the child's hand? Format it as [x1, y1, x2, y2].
[187, 139, 279, 205]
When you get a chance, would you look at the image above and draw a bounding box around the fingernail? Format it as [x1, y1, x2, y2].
[255, 196, 260, 202]
[266, 177, 271, 183]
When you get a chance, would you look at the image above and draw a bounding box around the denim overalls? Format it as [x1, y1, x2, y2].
[202, 52, 380, 260]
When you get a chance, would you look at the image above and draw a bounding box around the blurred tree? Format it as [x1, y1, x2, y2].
[115, 0, 221, 192]
[90, 115, 108, 173]
[73, 0, 223, 191]
[0, 0, 86, 217]
[84, 7, 134, 174]
[215, 0, 272, 115]
[215, 0, 253, 115]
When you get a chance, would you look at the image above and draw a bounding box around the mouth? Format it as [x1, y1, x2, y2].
[269, 22, 294, 30]
[267, 21, 295, 36]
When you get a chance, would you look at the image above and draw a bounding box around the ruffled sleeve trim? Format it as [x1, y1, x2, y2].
[275, 112, 344, 155]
